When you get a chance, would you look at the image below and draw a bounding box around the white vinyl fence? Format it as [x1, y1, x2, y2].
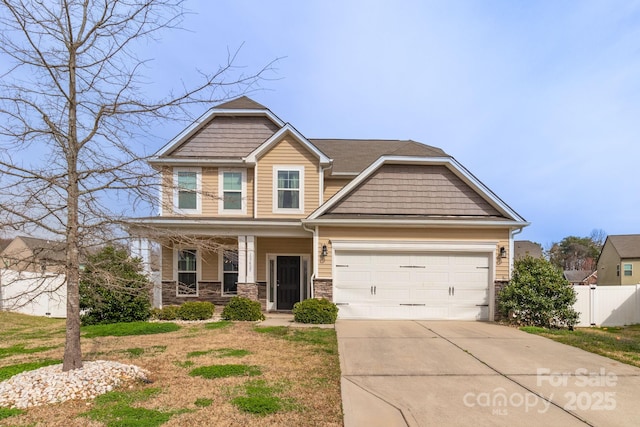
[574, 284, 640, 327]
[0, 268, 67, 318]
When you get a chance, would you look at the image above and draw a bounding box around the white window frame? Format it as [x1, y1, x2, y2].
[173, 167, 202, 214]
[218, 169, 247, 215]
[272, 165, 304, 214]
[175, 248, 200, 297]
[219, 249, 239, 296]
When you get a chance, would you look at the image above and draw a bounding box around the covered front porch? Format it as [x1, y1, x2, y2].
[130, 219, 316, 311]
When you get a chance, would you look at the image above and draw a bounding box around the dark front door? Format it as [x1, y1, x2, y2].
[277, 256, 300, 310]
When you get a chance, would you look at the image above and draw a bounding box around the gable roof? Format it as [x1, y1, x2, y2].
[244, 124, 331, 165]
[563, 270, 595, 283]
[214, 96, 268, 110]
[311, 139, 448, 176]
[307, 156, 527, 225]
[151, 97, 284, 161]
[606, 234, 640, 258]
[1, 236, 66, 265]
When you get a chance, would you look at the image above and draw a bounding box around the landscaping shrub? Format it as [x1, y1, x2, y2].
[498, 256, 579, 329]
[221, 296, 265, 321]
[292, 298, 338, 324]
[177, 301, 215, 320]
[151, 305, 180, 321]
[79, 246, 152, 325]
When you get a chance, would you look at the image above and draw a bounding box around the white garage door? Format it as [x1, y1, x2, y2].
[333, 251, 490, 320]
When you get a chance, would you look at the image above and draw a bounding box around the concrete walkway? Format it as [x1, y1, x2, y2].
[337, 320, 640, 427]
[259, 312, 335, 328]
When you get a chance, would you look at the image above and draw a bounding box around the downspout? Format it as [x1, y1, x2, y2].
[509, 226, 525, 276]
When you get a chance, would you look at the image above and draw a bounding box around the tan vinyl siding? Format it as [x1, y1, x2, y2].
[169, 116, 280, 158]
[317, 226, 511, 280]
[201, 248, 218, 281]
[256, 237, 313, 281]
[162, 167, 255, 218]
[256, 137, 320, 218]
[161, 167, 173, 216]
[323, 178, 353, 202]
[201, 167, 218, 216]
[161, 245, 173, 281]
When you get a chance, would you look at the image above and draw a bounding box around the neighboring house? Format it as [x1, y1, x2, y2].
[130, 96, 528, 321]
[514, 240, 543, 260]
[0, 236, 67, 317]
[597, 235, 640, 286]
[563, 270, 597, 286]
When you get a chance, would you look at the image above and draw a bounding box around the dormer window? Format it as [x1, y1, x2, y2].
[273, 166, 304, 213]
[219, 169, 246, 214]
[174, 168, 201, 214]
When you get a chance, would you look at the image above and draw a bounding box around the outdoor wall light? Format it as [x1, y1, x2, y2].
[499, 246, 507, 258]
[321, 244, 328, 257]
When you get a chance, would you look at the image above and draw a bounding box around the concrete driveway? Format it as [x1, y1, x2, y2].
[337, 321, 640, 426]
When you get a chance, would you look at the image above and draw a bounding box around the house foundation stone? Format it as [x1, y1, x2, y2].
[313, 278, 333, 301]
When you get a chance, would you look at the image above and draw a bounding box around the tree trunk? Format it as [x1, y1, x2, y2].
[62, 42, 82, 372]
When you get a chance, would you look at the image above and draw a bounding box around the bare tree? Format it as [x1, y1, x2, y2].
[0, 0, 275, 371]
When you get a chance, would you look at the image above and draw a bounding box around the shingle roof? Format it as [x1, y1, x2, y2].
[563, 270, 594, 283]
[608, 234, 640, 258]
[310, 139, 449, 175]
[214, 96, 268, 110]
[16, 236, 67, 263]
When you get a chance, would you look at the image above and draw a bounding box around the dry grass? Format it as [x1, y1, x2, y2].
[0, 313, 342, 426]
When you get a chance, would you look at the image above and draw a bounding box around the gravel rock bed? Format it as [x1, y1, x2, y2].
[0, 360, 149, 409]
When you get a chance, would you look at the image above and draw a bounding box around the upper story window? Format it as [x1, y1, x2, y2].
[177, 249, 197, 296]
[273, 166, 304, 213]
[617, 265, 620, 277]
[219, 169, 246, 214]
[174, 168, 201, 214]
[624, 263, 633, 276]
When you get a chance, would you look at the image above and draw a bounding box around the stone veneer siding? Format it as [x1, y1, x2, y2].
[161, 281, 233, 307]
[313, 278, 333, 301]
[237, 283, 258, 301]
[494, 280, 509, 321]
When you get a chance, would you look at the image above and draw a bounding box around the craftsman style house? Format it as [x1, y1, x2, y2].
[131, 97, 528, 320]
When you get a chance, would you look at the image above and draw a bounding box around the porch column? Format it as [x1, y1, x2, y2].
[236, 235, 258, 302]
[237, 236, 247, 284]
[246, 236, 255, 283]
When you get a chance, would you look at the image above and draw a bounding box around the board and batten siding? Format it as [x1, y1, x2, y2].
[323, 178, 353, 202]
[256, 137, 321, 218]
[316, 226, 511, 280]
[255, 237, 313, 282]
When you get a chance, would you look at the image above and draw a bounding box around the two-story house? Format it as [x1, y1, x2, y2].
[597, 234, 640, 286]
[130, 97, 528, 320]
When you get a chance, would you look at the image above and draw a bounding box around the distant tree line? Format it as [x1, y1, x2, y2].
[547, 229, 605, 271]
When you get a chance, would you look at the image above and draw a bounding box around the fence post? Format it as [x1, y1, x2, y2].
[589, 284, 597, 326]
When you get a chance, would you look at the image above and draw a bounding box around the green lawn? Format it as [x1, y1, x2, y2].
[521, 324, 640, 368]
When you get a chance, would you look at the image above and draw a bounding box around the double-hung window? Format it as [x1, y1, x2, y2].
[174, 168, 201, 214]
[222, 250, 239, 295]
[273, 166, 303, 213]
[219, 169, 246, 214]
[177, 249, 197, 296]
[624, 264, 633, 277]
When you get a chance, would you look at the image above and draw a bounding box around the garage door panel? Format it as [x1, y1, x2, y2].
[333, 250, 491, 320]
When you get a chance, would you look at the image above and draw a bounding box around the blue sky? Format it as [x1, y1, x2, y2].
[143, 0, 640, 248]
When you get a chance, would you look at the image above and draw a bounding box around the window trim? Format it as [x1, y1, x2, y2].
[219, 249, 239, 296]
[218, 169, 247, 215]
[272, 165, 304, 214]
[623, 263, 633, 277]
[173, 167, 202, 214]
[175, 248, 199, 297]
